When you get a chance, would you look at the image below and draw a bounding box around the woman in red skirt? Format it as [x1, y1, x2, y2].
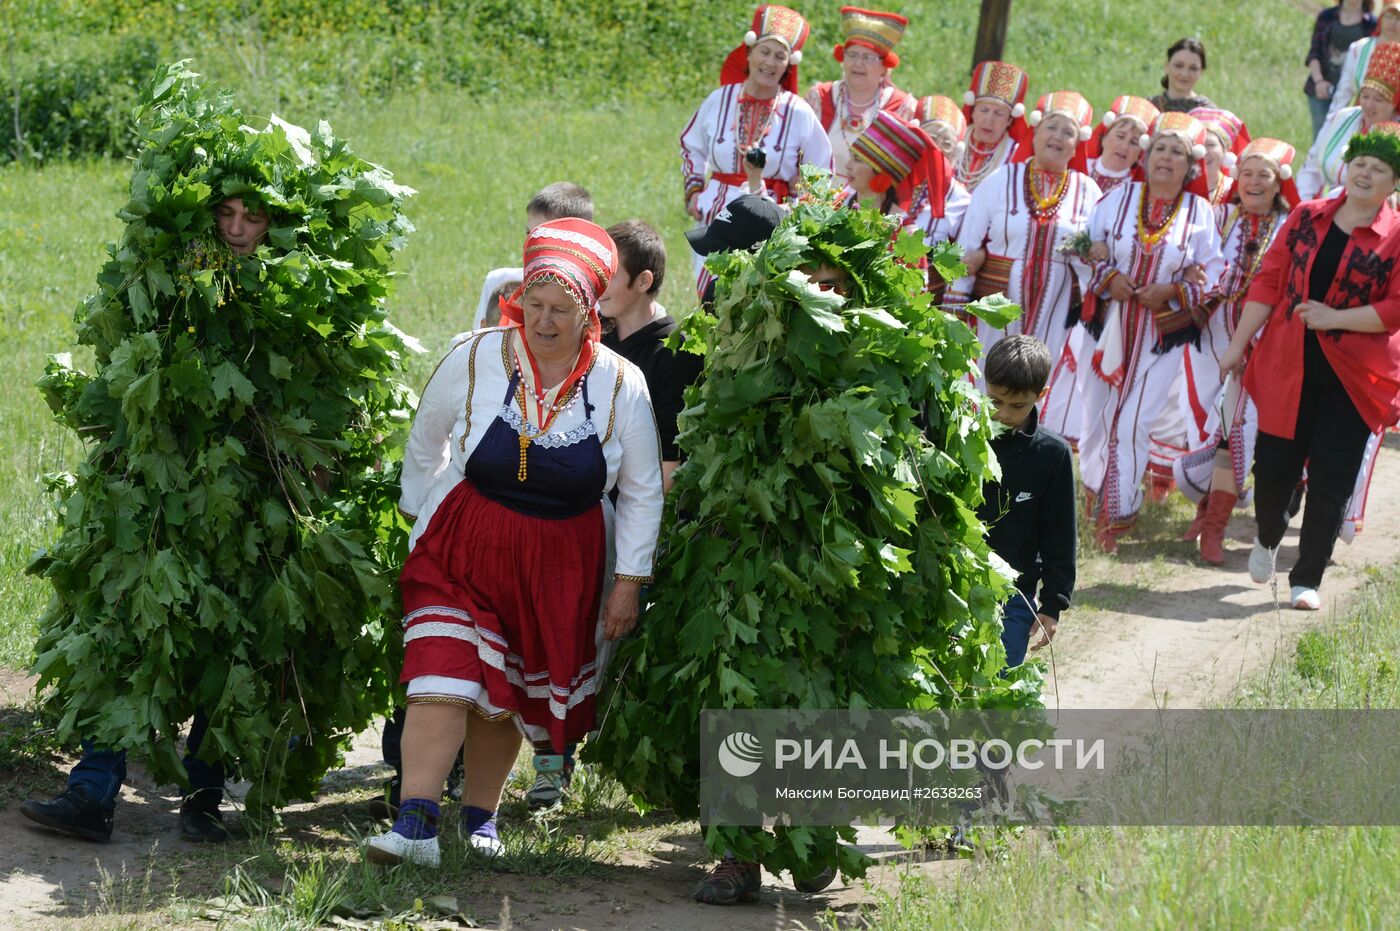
[367, 219, 664, 866]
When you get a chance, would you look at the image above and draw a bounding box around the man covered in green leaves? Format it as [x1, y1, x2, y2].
[591, 168, 1042, 903]
[21, 64, 416, 843]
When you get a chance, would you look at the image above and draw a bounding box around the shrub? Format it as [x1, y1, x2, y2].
[0, 34, 161, 163]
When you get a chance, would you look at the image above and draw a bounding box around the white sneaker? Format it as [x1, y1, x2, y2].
[1291, 587, 1321, 611]
[467, 830, 504, 858]
[1248, 539, 1278, 583]
[366, 830, 441, 867]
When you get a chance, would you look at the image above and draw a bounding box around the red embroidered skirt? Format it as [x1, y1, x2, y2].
[399, 480, 605, 750]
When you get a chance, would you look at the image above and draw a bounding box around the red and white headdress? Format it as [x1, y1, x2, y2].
[1363, 40, 1400, 108]
[1190, 107, 1250, 171]
[850, 110, 952, 217]
[501, 218, 618, 340]
[961, 59, 1031, 152]
[1226, 137, 1299, 208]
[721, 5, 812, 94]
[1142, 111, 1212, 198]
[1085, 95, 1160, 174]
[915, 94, 967, 159]
[833, 6, 908, 68]
[1015, 91, 1094, 171]
[962, 59, 1029, 118]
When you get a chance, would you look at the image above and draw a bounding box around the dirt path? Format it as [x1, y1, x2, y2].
[3, 439, 1398, 931]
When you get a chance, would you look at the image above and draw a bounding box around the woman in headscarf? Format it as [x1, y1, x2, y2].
[955, 59, 1030, 192]
[1220, 127, 1400, 611]
[1042, 96, 1162, 443]
[1327, 0, 1400, 122]
[805, 6, 915, 184]
[1299, 39, 1400, 200]
[681, 4, 833, 297]
[1079, 112, 1225, 551]
[1174, 139, 1298, 565]
[844, 109, 950, 238]
[949, 91, 1100, 399]
[366, 219, 664, 866]
[1149, 38, 1213, 114]
[1192, 107, 1251, 208]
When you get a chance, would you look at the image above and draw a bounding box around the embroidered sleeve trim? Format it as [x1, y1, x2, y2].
[457, 333, 488, 453]
[603, 366, 627, 442]
[613, 573, 654, 584]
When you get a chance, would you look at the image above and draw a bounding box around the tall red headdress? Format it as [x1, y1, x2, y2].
[1014, 90, 1094, 173]
[962, 59, 1031, 151]
[832, 6, 908, 68]
[720, 5, 812, 95]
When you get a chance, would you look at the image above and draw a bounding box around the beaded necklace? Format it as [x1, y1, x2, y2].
[1221, 207, 1277, 295]
[837, 81, 881, 145]
[508, 331, 586, 482]
[1137, 189, 1184, 250]
[959, 135, 1005, 189]
[1025, 161, 1070, 219]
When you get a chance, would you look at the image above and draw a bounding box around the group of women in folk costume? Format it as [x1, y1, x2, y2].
[680, 4, 833, 297]
[676, 8, 1400, 598]
[1300, 38, 1400, 200]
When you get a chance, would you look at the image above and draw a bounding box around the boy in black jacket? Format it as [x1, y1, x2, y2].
[978, 335, 1077, 667]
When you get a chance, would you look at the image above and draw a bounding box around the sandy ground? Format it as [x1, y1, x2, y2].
[3, 436, 1398, 930]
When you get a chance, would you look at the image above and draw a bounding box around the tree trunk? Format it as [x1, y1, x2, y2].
[972, 0, 1013, 72]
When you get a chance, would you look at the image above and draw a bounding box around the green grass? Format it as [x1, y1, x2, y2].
[814, 573, 1400, 930]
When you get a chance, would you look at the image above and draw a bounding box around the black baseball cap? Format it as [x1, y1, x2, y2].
[685, 195, 784, 255]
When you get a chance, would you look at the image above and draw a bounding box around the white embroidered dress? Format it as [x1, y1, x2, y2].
[1079, 183, 1225, 532]
[949, 163, 1101, 379]
[680, 84, 833, 293]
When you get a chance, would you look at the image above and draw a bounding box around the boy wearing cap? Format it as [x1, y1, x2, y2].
[686, 193, 785, 308]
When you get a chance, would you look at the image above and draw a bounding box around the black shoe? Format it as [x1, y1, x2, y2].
[792, 864, 838, 893]
[19, 787, 114, 842]
[694, 857, 761, 905]
[367, 777, 401, 821]
[179, 794, 229, 843]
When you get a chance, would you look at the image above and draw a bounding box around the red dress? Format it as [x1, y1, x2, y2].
[399, 370, 607, 750]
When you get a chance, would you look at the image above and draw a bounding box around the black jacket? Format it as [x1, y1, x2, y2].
[976, 408, 1077, 619]
[602, 313, 703, 462]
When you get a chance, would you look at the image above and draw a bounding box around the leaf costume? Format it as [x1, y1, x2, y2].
[30, 63, 418, 813]
[589, 170, 1041, 883]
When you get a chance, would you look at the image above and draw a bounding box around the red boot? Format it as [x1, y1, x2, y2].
[1182, 495, 1210, 542]
[1197, 489, 1235, 566]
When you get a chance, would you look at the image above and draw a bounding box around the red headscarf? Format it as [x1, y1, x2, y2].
[498, 218, 618, 409]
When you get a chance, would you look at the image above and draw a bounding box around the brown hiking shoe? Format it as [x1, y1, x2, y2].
[694, 857, 761, 905]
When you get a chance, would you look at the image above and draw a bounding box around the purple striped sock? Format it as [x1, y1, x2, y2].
[462, 804, 497, 839]
[392, 797, 440, 840]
